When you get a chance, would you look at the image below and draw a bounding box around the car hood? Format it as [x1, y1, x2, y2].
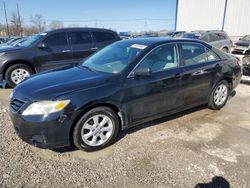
[235, 40, 250, 47]
[13, 66, 112, 101]
[0, 46, 24, 52]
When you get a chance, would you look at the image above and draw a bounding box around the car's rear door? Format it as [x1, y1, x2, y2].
[35, 32, 73, 72]
[179, 42, 221, 106]
[68, 31, 95, 63]
[122, 43, 184, 122]
[92, 31, 119, 51]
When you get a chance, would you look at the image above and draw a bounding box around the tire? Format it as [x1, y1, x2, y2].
[221, 47, 229, 53]
[208, 80, 230, 110]
[73, 107, 120, 151]
[5, 64, 34, 88]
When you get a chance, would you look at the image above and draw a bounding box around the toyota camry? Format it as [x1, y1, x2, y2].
[10, 38, 242, 151]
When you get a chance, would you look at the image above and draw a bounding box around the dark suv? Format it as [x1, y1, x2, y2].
[182, 30, 232, 53]
[0, 28, 120, 87]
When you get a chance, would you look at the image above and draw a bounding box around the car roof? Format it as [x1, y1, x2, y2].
[188, 30, 227, 35]
[118, 37, 208, 46]
[45, 27, 117, 34]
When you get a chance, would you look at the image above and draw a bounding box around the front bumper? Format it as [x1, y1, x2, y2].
[9, 109, 72, 149]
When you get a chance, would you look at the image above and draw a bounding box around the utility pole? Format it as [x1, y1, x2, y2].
[144, 18, 147, 33]
[3, 2, 10, 37]
[17, 3, 22, 36]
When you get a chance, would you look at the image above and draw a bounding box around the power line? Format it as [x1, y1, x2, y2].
[21, 18, 174, 23]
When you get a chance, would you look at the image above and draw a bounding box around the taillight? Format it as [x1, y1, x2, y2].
[235, 59, 242, 68]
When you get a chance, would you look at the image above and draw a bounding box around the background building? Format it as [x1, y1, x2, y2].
[176, 0, 250, 37]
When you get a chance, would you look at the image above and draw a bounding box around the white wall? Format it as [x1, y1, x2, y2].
[224, 0, 250, 36]
[176, 0, 226, 31]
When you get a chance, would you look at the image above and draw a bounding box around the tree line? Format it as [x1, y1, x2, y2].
[0, 13, 65, 37]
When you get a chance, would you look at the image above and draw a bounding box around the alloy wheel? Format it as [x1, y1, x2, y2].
[10, 68, 31, 85]
[213, 84, 228, 106]
[81, 114, 114, 147]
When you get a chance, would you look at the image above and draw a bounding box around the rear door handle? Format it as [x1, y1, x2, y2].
[91, 47, 98, 51]
[192, 70, 205, 76]
[175, 73, 182, 80]
[62, 50, 71, 53]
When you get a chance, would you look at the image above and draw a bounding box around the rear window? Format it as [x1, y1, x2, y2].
[93, 31, 116, 42]
[209, 33, 220, 42]
[218, 33, 228, 40]
[69, 31, 92, 45]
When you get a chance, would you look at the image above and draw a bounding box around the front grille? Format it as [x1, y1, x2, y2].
[10, 99, 26, 113]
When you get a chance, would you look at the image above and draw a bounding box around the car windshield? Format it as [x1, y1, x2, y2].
[182, 33, 201, 39]
[18, 33, 44, 47]
[241, 35, 250, 41]
[80, 41, 147, 74]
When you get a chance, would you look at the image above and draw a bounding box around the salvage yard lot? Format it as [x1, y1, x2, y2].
[0, 80, 250, 187]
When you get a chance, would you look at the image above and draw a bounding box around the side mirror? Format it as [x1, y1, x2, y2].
[239, 38, 242, 40]
[133, 68, 152, 77]
[38, 42, 47, 49]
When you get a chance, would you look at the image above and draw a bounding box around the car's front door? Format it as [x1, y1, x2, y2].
[34, 32, 73, 72]
[122, 43, 184, 123]
[179, 42, 222, 106]
[69, 31, 95, 63]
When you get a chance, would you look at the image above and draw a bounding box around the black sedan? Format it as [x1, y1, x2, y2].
[10, 38, 242, 151]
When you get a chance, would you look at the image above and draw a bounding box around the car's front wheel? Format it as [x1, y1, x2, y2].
[5, 64, 34, 87]
[208, 80, 230, 110]
[73, 107, 120, 151]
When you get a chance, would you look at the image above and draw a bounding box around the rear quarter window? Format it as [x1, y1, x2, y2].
[209, 33, 220, 42]
[93, 31, 116, 42]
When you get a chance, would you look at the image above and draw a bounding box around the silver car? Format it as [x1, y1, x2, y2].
[182, 30, 232, 53]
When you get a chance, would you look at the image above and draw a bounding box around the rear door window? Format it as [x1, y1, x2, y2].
[69, 31, 92, 45]
[180, 43, 220, 66]
[92, 32, 116, 42]
[44, 32, 68, 47]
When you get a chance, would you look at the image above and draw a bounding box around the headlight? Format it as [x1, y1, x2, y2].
[0, 52, 5, 57]
[9, 91, 13, 99]
[22, 100, 70, 116]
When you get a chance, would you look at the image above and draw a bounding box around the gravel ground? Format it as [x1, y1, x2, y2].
[0, 79, 250, 188]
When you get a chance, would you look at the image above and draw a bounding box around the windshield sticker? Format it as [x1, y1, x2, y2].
[40, 33, 47, 36]
[131, 44, 147, 50]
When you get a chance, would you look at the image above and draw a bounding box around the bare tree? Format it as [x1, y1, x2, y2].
[48, 20, 64, 30]
[30, 14, 46, 33]
[68, 24, 80, 28]
[9, 12, 22, 36]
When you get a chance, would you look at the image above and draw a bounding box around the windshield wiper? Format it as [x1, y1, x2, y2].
[81, 65, 96, 72]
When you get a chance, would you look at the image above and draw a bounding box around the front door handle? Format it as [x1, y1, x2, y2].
[175, 73, 182, 80]
[62, 50, 71, 53]
[91, 47, 98, 51]
[192, 70, 205, 76]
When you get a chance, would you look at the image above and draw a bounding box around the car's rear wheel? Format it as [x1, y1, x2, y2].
[222, 47, 229, 53]
[73, 107, 120, 151]
[208, 80, 230, 110]
[5, 64, 34, 87]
